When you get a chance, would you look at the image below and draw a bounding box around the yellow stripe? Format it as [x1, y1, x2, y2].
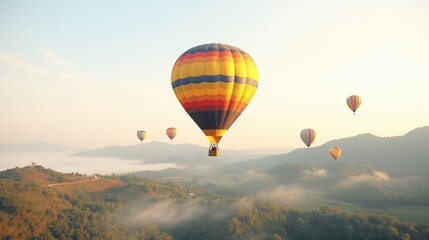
[171, 65, 181, 83]
[241, 86, 257, 104]
[203, 129, 227, 144]
[175, 56, 234, 67]
[190, 62, 205, 76]
[172, 58, 258, 81]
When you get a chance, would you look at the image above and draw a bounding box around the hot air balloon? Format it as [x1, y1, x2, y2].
[347, 95, 361, 115]
[329, 146, 342, 160]
[166, 127, 177, 142]
[171, 43, 258, 156]
[300, 128, 316, 148]
[137, 130, 146, 142]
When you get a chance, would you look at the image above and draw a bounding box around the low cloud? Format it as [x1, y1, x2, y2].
[339, 170, 390, 187]
[373, 171, 390, 181]
[257, 185, 315, 202]
[302, 168, 327, 178]
[243, 170, 269, 181]
[124, 199, 207, 227]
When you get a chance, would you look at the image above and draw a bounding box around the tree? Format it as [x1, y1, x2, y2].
[229, 217, 245, 239]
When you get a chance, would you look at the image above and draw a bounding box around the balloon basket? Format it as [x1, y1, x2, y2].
[209, 149, 220, 156]
[208, 144, 220, 157]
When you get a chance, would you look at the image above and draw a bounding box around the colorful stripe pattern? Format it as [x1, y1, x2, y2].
[300, 128, 317, 147]
[329, 146, 342, 160]
[171, 43, 258, 144]
[346, 95, 362, 114]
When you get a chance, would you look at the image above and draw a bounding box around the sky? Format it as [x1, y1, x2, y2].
[1, 0, 428, 150]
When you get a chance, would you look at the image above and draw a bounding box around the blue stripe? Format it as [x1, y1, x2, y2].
[183, 43, 245, 55]
[172, 75, 258, 89]
[188, 110, 242, 130]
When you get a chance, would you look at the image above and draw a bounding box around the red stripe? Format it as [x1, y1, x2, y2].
[181, 100, 248, 112]
[180, 50, 236, 60]
[182, 100, 236, 109]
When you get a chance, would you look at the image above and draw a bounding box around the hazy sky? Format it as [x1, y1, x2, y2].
[1, 0, 428, 150]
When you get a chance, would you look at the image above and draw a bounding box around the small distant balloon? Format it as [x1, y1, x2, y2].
[347, 95, 361, 115]
[137, 130, 147, 142]
[166, 127, 177, 142]
[300, 128, 317, 148]
[329, 146, 342, 160]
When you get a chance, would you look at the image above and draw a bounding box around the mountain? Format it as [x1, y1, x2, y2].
[0, 142, 87, 153]
[221, 126, 429, 176]
[72, 141, 266, 168]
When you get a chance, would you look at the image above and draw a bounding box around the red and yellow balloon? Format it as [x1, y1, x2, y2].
[171, 43, 258, 156]
[329, 146, 342, 160]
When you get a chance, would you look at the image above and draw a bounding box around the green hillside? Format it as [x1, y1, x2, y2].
[1, 166, 429, 239]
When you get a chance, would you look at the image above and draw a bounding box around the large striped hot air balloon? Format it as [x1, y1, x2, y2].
[300, 128, 316, 148]
[166, 127, 177, 142]
[346, 95, 361, 115]
[329, 146, 342, 160]
[171, 43, 259, 156]
[137, 130, 147, 142]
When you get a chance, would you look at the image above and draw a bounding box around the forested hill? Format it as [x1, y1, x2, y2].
[1, 166, 429, 239]
[222, 126, 429, 175]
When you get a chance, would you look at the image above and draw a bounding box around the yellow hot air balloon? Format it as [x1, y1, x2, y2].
[347, 95, 361, 115]
[166, 127, 177, 142]
[300, 128, 316, 148]
[171, 43, 258, 156]
[137, 130, 146, 142]
[329, 146, 342, 160]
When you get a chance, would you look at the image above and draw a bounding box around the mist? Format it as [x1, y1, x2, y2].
[123, 199, 207, 227]
[338, 170, 391, 188]
[301, 168, 328, 178]
[0, 152, 177, 175]
[257, 185, 319, 202]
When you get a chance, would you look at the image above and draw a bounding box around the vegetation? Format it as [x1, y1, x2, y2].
[1, 166, 428, 240]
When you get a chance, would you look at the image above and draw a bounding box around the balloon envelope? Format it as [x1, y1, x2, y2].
[347, 95, 362, 114]
[300, 128, 316, 148]
[171, 43, 258, 148]
[166, 127, 177, 141]
[137, 130, 147, 142]
[329, 146, 342, 160]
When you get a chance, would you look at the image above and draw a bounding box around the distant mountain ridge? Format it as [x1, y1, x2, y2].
[0, 142, 87, 153]
[221, 126, 429, 176]
[72, 141, 273, 168]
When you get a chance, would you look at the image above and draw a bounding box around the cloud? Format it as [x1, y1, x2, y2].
[125, 199, 207, 227]
[372, 170, 390, 181]
[302, 168, 327, 178]
[257, 185, 315, 202]
[339, 170, 390, 187]
[0, 51, 46, 75]
[39, 49, 71, 69]
[243, 170, 270, 181]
